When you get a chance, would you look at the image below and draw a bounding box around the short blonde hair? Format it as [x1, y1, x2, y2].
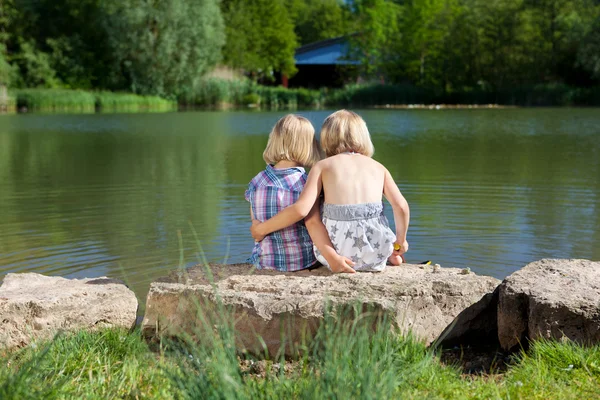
[320, 110, 374, 157]
[263, 114, 320, 168]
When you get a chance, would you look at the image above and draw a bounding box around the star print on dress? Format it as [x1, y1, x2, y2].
[377, 253, 384, 259]
[330, 224, 339, 235]
[373, 242, 380, 249]
[366, 226, 374, 235]
[344, 229, 353, 240]
[351, 254, 360, 263]
[353, 235, 368, 252]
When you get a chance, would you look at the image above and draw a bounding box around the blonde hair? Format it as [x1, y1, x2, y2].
[320, 110, 374, 157]
[263, 114, 320, 168]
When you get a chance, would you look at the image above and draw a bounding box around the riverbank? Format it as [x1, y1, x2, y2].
[2, 82, 600, 114]
[1, 324, 598, 399]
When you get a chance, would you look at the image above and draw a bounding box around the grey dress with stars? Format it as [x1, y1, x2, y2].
[314, 202, 396, 272]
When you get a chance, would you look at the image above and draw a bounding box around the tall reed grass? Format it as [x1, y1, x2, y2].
[10, 89, 176, 113]
[179, 78, 324, 109]
[95, 91, 176, 112]
[12, 89, 97, 112]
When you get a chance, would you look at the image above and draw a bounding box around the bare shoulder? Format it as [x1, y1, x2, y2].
[313, 158, 328, 169]
[364, 156, 388, 173]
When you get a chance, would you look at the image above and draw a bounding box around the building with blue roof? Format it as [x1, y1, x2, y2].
[287, 36, 361, 88]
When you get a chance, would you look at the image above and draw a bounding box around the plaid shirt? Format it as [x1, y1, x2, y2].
[245, 164, 317, 271]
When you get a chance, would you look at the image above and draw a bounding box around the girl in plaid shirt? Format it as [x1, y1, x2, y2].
[245, 114, 323, 271]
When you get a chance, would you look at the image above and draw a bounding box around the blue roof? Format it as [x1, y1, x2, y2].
[295, 37, 360, 66]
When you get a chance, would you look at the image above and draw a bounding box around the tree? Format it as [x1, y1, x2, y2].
[103, 0, 225, 97]
[350, 0, 402, 79]
[221, 0, 297, 80]
[287, 0, 355, 46]
[578, 16, 600, 80]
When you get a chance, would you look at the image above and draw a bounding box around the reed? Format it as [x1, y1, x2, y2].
[95, 91, 176, 112]
[10, 89, 176, 113]
[12, 89, 96, 112]
[179, 78, 324, 109]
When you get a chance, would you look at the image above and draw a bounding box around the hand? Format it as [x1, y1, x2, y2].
[329, 255, 356, 274]
[250, 219, 266, 242]
[393, 240, 409, 256]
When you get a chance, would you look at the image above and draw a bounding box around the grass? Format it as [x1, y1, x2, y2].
[0, 329, 178, 399]
[12, 89, 97, 112]
[1, 310, 598, 399]
[95, 91, 176, 112]
[9, 89, 176, 113]
[6, 82, 600, 114]
[178, 77, 324, 109]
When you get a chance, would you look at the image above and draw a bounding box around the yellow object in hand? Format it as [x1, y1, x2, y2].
[394, 243, 401, 251]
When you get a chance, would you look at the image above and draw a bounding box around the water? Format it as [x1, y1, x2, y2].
[1, 109, 599, 308]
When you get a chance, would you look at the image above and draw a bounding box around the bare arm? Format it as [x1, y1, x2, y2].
[251, 163, 323, 240]
[305, 200, 355, 273]
[383, 168, 410, 250]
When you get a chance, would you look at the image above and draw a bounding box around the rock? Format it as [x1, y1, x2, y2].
[142, 263, 500, 357]
[0, 273, 138, 350]
[435, 286, 499, 348]
[497, 259, 600, 351]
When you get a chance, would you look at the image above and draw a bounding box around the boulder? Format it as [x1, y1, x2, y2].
[0, 273, 138, 350]
[498, 259, 600, 351]
[142, 263, 500, 357]
[434, 286, 500, 348]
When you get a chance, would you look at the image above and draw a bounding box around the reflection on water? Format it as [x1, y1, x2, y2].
[0, 109, 599, 309]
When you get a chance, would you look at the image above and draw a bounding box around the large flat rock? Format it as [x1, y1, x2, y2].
[142, 263, 500, 357]
[0, 273, 138, 349]
[498, 259, 600, 351]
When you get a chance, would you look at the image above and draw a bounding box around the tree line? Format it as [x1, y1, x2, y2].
[0, 0, 599, 99]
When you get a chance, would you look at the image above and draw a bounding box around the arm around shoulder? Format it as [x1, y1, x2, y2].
[251, 163, 324, 240]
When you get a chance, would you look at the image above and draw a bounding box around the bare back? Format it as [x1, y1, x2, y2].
[319, 153, 385, 204]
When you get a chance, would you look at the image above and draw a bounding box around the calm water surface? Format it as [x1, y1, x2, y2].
[1, 109, 599, 308]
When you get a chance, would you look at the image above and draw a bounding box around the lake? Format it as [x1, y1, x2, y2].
[1, 109, 599, 308]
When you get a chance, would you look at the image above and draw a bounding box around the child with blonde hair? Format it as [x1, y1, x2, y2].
[251, 110, 410, 273]
[245, 114, 322, 271]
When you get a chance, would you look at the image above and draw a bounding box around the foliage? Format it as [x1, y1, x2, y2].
[287, 0, 355, 46]
[578, 16, 600, 80]
[221, 0, 297, 80]
[0, 329, 177, 399]
[351, 0, 600, 90]
[0, 0, 599, 103]
[2, 318, 599, 398]
[9, 41, 59, 88]
[350, 0, 402, 78]
[6, 0, 224, 97]
[179, 77, 324, 109]
[0, 45, 15, 86]
[9, 88, 176, 112]
[102, 0, 225, 97]
[95, 92, 177, 112]
[325, 82, 600, 106]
